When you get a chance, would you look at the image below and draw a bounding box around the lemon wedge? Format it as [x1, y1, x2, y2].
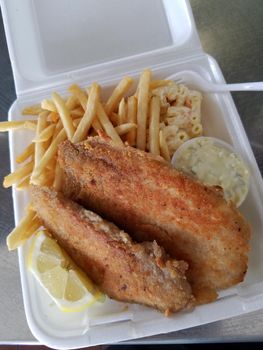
[27, 230, 104, 312]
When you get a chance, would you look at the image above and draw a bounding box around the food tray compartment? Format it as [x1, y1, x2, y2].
[8, 53, 263, 349]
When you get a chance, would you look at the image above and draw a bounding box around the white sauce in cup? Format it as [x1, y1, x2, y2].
[171, 137, 250, 207]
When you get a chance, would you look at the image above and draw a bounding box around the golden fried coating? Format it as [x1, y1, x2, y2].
[31, 185, 194, 314]
[58, 138, 251, 303]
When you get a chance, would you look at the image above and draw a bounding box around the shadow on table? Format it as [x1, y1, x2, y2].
[107, 344, 263, 350]
[1, 343, 263, 350]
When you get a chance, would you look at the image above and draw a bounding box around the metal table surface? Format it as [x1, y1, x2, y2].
[0, 0, 263, 345]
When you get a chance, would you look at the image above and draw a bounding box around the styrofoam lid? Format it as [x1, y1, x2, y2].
[1, 0, 201, 95]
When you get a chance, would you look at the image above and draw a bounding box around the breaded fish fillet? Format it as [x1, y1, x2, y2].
[31, 185, 194, 314]
[58, 138, 251, 303]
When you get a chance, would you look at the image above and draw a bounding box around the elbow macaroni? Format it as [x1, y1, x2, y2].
[152, 83, 203, 156]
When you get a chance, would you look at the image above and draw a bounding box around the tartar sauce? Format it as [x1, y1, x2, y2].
[172, 137, 250, 206]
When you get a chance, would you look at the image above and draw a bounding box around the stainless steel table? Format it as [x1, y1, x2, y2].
[1, 0, 263, 345]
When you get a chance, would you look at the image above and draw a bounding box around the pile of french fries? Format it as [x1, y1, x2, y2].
[0, 69, 203, 250]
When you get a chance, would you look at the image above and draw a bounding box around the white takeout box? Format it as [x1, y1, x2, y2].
[1, 0, 263, 348]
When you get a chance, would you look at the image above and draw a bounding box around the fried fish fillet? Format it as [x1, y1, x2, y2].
[58, 138, 251, 303]
[31, 185, 194, 314]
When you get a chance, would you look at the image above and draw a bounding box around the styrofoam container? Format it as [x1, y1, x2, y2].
[1, 0, 263, 348]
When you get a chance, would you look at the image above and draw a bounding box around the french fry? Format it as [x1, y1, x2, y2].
[105, 76, 133, 115]
[53, 161, 63, 191]
[90, 118, 103, 132]
[46, 155, 57, 171]
[22, 104, 42, 115]
[8, 217, 41, 250]
[31, 112, 49, 183]
[35, 169, 55, 187]
[72, 116, 101, 134]
[134, 84, 139, 99]
[115, 123, 137, 136]
[16, 175, 31, 191]
[110, 112, 120, 126]
[69, 84, 102, 133]
[97, 103, 123, 146]
[118, 98, 127, 125]
[159, 130, 170, 161]
[6, 209, 37, 250]
[73, 117, 82, 128]
[70, 107, 85, 117]
[150, 80, 173, 90]
[68, 84, 88, 110]
[47, 112, 59, 123]
[42, 175, 55, 187]
[24, 121, 38, 130]
[22, 217, 42, 240]
[83, 87, 104, 132]
[72, 83, 100, 143]
[41, 99, 57, 112]
[66, 95, 79, 110]
[52, 92, 75, 140]
[136, 69, 151, 150]
[32, 123, 56, 143]
[126, 96, 137, 146]
[149, 96, 160, 155]
[32, 128, 67, 182]
[0, 120, 37, 132]
[52, 119, 63, 140]
[16, 143, 35, 164]
[3, 160, 34, 188]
